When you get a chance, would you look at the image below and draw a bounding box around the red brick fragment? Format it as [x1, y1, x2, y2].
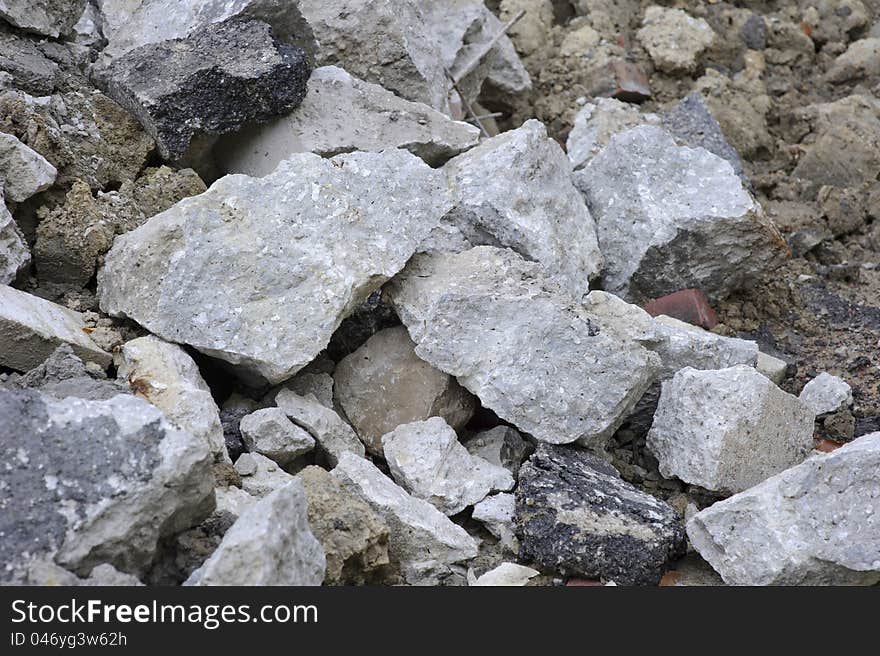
[611, 60, 651, 103]
[644, 289, 719, 330]
[814, 437, 843, 453]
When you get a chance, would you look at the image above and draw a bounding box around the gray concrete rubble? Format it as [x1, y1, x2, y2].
[234, 452, 295, 498]
[0, 0, 87, 38]
[275, 389, 365, 466]
[461, 425, 531, 478]
[0, 191, 29, 284]
[239, 407, 315, 467]
[799, 372, 853, 416]
[0, 131, 57, 202]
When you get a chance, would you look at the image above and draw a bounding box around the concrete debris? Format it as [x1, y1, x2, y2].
[471, 492, 518, 552]
[637, 7, 715, 74]
[799, 372, 853, 416]
[468, 563, 539, 586]
[239, 407, 315, 467]
[234, 452, 295, 498]
[276, 389, 364, 466]
[0, 0, 87, 38]
[0, 191, 28, 284]
[461, 426, 531, 478]
[0, 131, 57, 202]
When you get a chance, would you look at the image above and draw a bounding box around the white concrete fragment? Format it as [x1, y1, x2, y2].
[567, 98, 660, 170]
[799, 372, 852, 416]
[472, 492, 518, 551]
[234, 452, 295, 498]
[0, 192, 29, 284]
[275, 389, 365, 466]
[0, 131, 57, 202]
[239, 407, 315, 467]
[468, 563, 539, 586]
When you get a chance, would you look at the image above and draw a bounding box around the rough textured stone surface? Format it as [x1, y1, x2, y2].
[575, 126, 786, 302]
[234, 452, 294, 498]
[1, 390, 214, 582]
[515, 445, 686, 585]
[117, 336, 228, 462]
[648, 366, 815, 495]
[826, 37, 880, 83]
[389, 247, 660, 447]
[219, 66, 480, 176]
[461, 426, 531, 478]
[469, 562, 539, 586]
[332, 452, 478, 585]
[382, 417, 513, 516]
[688, 433, 880, 585]
[637, 6, 715, 74]
[0, 25, 64, 96]
[757, 351, 788, 385]
[98, 18, 311, 161]
[99, 149, 450, 385]
[334, 326, 476, 455]
[25, 561, 145, 586]
[567, 98, 660, 171]
[296, 466, 390, 585]
[0, 0, 86, 37]
[471, 492, 517, 551]
[276, 389, 364, 466]
[799, 372, 853, 416]
[0, 131, 56, 203]
[187, 480, 325, 586]
[239, 407, 315, 467]
[35, 168, 206, 288]
[0, 285, 111, 372]
[430, 120, 602, 299]
[0, 192, 28, 284]
[276, 370, 334, 409]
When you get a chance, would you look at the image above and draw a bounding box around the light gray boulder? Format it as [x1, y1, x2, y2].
[1, 192, 29, 284]
[799, 372, 852, 416]
[462, 425, 531, 478]
[333, 325, 476, 455]
[218, 66, 480, 176]
[575, 126, 786, 302]
[234, 452, 295, 498]
[388, 247, 660, 448]
[332, 452, 478, 585]
[239, 407, 315, 467]
[98, 149, 451, 385]
[0, 285, 111, 372]
[0, 0, 86, 37]
[647, 366, 815, 494]
[567, 98, 660, 171]
[186, 481, 325, 586]
[275, 389, 365, 466]
[0, 131, 57, 202]
[431, 120, 602, 299]
[382, 417, 513, 515]
[117, 336, 229, 462]
[688, 432, 880, 585]
[1, 390, 215, 582]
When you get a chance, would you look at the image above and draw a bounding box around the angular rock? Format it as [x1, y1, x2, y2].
[471, 492, 517, 551]
[637, 6, 715, 74]
[278, 370, 334, 409]
[432, 120, 602, 299]
[333, 326, 476, 455]
[98, 18, 311, 161]
[826, 37, 880, 83]
[0, 0, 86, 37]
[99, 149, 451, 385]
[332, 452, 478, 585]
[799, 372, 853, 416]
[187, 481, 325, 586]
[234, 452, 294, 498]
[239, 407, 315, 467]
[688, 432, 880, 585]
[26, 561, 144, 587]
[515, 444, 686, 585]
[389, 247, 660, 447]
[219, 66, 480, 176]
[0, 192, 28, 284]
[469, 563, 539, 586]
[647, 366, 815, 494]
[575, 126, 786, 302]
[757, 351, 788, 385]
[0, 24, 62, 95]
[567, 98, 660, 171]
[276, 389, 364, 466]
[0, 131, 56, 203]
[0, 285, 111, 372]
[117, 336, 228, 462]
[214, 485, 257, 519]
[382, 417, 513, 515]
[1, 390, 214, 582]
[296, 465, 390, 585]
[461, 426, 531, 478]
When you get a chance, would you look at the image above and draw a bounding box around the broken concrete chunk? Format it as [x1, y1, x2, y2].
[276, 389, 364, 466]
[98, 149, 451, 385]
[117, 336, 228, 463]
[382, 417, 513, 516]
[469, 563, 539, 586]
[461, 426, 531, 478]
[648, 366, 815, 494]
[389, 247, 660, 448]
[515, 444, 686, 585]
[234, 452, 295, 498]
[187, 481, 325, 586]
[567, 98, 660, 171]
[296, 466, 390, 585]
[332, 452, 478, 585]
[1, 390, 214, 582]
[0, 285, 111, 372]
[218, 66, 480, 176]
[98, 18, 311, 161]
[826, 37, 880, 83]
[471, 492, 518, 552]
[0, 132, 56, 203]
[0, 0, 86, 37]
[0, 193, 28, 284]
[333, 326, 476, 455]
[436, 120, 603, 299]
[575, 126, 786, 302]
[637, 6, 715, 74]
[799, 372, 853, 416]
[757, 351, 788, 385]
[688, 432, 880, 585]
[239, 407, 315, 467]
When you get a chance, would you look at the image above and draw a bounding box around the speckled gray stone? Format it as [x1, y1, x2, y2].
[0, 192, 29, 284]
[275, 389, 364, 466]
[799, 372, 852, 416]
[0, 0, 86, 37]
[0, 132, 57, 203]
[239, 407, 315, 467]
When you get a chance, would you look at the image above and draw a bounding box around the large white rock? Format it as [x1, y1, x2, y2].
[117, 336, 228, 462]
[382, 417, 513, 515]
[332, 452, 478, 585]
[98, 149, 451, 385]
[647, 366, 815, 494]
[218, 66, 480, 176]
[574, 126, 787, 302]
[186, 480, 325, 586]
[0, 285, 111, 372]
[799, 372, 853, 416]
[333, 325, 476, 455]
[388, 247, 660, 448]
[275, 389, 365, 466]
[432, 120, 603, 299]
[239, 407, 315, 467]
[688, 432, 880, 585]
[0, 131, 57, 202]
[0, 192, 29, 284]
[637, 6, 715, 74]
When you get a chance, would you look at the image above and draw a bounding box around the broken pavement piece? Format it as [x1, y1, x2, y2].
[799, 372, 853, 416]
[567, 98, 660, 171]
[239, 407, 315, 467]
[0, 131, 57, 203]
[275, 389, 365, 466]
